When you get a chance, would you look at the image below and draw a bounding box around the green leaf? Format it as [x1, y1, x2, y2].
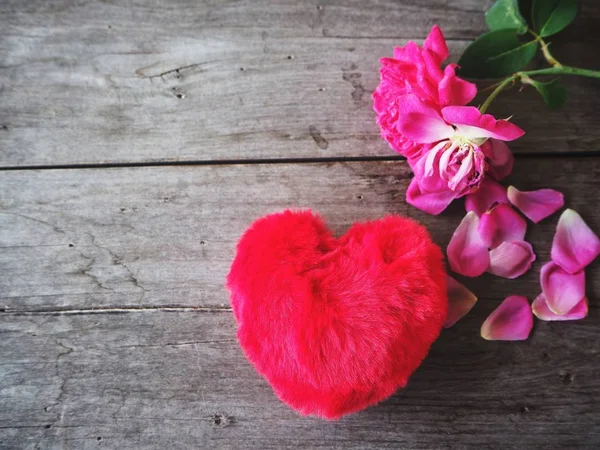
[458, 29, 538, 79]
[525, 77, 568, 108]
[486, 0, 529, 34]
[532, 0, 578, 37]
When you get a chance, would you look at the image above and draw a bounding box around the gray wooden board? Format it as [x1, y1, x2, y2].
[1, 158, 600, 447]
[0, 299, 598, 449]
[3, 0, 600, 447]
[1, 0, 600, 166]
[0, 158, 599, 312]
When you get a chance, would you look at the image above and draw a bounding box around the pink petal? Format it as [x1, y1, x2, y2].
[444, 276, 478, 328]
[488, 241, 536, 279]
[438, 64, 477, 107]
[413, 149, 457, 193]
[393, 41, 419, 62]
[423, 25, 449, 64]
[397, 94, 454, 144]
[465, 178, 509, 217]
[481, 139, 514, 181]
[551, 209, 600, 274]
[507, 186, 564, 224]
[406, 177, 457, 215]
[481, 295, 533, 341]
[532, 293, 588, 321]
[441, 106, 525, 142]
[416, 50, 443, 99]
[447, 212, 490, 277]
[424, 141, 450, 177]
[478, 203, 527, 249]
[540, 261, 586, 315]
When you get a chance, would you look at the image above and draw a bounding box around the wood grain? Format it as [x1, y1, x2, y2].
[1, 0, 600, 167]
[1, 306, 598, 449]
[1, 158, 599, 313]
[1, 158, 599, 448]
[2, 1, 600, 448]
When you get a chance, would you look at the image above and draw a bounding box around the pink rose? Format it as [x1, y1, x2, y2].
[372, 25, 477, 163]
[397, 95, 524, 215]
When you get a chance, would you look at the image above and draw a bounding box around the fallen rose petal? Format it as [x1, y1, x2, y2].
[478, 203, 527, 249]
[532, 293, 588, 321]
[540, 261, 586, 315]
[444, 276, 478, 328]
[465, 178, 509, 216]
[447, 212, 490, 277]
[507, 186, 564, 223]
[551, 209, 600, 274]
[488, 241, 536, 279]
[481, 295, 533, 341]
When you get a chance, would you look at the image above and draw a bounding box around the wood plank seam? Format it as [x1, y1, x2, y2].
[0, 151, 599, 172]
[0, 306, 232, 315]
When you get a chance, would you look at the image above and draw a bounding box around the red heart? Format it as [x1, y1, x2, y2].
[227, 210, 447, 419]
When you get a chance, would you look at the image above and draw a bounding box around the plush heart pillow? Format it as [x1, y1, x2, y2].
[227, 210, 447, 419]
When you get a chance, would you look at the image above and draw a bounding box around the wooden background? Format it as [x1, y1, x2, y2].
[1, 1, 600, 448]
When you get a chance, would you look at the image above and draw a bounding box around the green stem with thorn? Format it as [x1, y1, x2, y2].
[480, 66, 600, 114]
[529, 30, 562, 67]
[479, 28, 600, 113]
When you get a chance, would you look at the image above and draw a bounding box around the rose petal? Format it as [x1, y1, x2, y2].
[540, 261, 586, 315]
[481, 139, 514, 181]
[423, 25, 449, 64]
[447, 212, 490, 277]
[532, 293, 588, 321]
[444, 276, 478, 328]
[416, 50, 443, 99]
[423, 141, 450, 178]
[406, 177, 457, 215]
[465, 178, 509, 216]
[488, 241, 536, 279]
[551, 209, 600, 274]
[441, 106, 525, 142]
[478, 203, 527, 249]
[393, 41, 418, 62]
[438, 64, 477, 107]
[507, 186, 564, 224]
[397, 94, 454, 144]
[481, 295, 533, 341]
[412, 149, 460, 194]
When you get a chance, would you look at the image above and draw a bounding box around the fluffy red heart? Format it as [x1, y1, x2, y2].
[227, 210, 447, 419]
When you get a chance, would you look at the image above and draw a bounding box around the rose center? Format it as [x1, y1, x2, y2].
[438, 138, 486, 193]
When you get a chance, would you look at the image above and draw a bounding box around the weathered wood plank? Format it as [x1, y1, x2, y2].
[0, 307, 598, 449]
[1, 158, 599, 312]
[1, 0, 600, 166]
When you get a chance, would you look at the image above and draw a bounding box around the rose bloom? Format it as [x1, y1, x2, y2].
[372, 26, 525, 215]
[397, 95, 524, 215]
[372, 25, 477, 164]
